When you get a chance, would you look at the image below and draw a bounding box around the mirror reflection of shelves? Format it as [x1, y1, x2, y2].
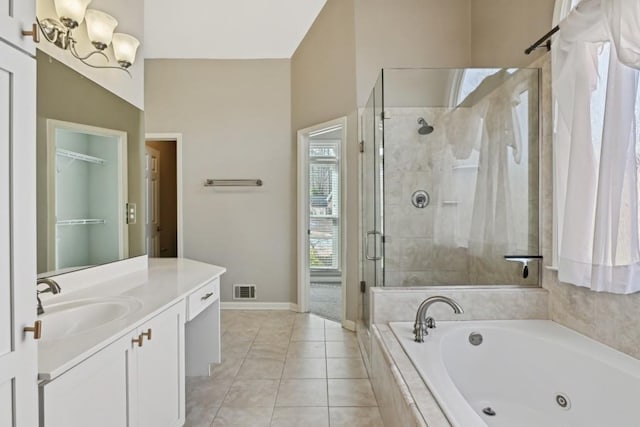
[56, 148, 106, 173]
[56, 219, 107, 226]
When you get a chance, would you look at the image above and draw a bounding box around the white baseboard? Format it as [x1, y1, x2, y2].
[342, 319, 356, 331]
[221, 302, 299, 311]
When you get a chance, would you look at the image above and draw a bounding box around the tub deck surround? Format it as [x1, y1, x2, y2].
[389, 320, 640, 427]
[37, 258, 226, 380]
[372, 324, 451, 427]
[370, 287, 549, 325]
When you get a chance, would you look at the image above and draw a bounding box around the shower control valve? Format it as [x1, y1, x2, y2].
[411, 190, 430, 209]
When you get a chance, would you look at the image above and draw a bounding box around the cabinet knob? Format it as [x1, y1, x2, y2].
[141, 328, 152, 341]
[132, 334, 144, 347]
[22, 23, 40, 43]
[201, 292, 214, 301]
[24, 320, 42, 340]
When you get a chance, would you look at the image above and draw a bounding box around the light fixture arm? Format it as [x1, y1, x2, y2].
[35, 16, 132, 78]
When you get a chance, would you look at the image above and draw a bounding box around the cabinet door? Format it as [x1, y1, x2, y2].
[40, 334, 134, 427]
[0, 42, 37, 427]
[0, 0, 36, 55]
[137, 302, 185, 427]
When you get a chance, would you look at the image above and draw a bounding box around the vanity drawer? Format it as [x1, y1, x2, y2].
[186, 277, 219, 321]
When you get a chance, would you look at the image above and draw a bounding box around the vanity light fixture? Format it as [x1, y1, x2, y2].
[35, 0, 140, 76]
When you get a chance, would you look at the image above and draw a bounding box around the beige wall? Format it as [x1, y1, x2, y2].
[354, 0, 471, 107]
[470, 0, 555, 67]
[145, 59, 294, 304]
[291, 0, 360, 322]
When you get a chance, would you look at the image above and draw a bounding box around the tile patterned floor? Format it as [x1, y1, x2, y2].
[185, 310, 383, 427]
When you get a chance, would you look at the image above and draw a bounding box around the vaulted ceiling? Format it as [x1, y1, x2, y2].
[144, 0, 327, 59]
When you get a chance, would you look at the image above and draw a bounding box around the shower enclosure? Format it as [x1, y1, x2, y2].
[361, 68, 540, 326]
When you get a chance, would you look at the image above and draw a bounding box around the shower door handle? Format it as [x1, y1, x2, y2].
[366, 231, 383, 261]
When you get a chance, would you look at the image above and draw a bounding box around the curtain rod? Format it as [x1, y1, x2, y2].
[525, 25, 560, 55]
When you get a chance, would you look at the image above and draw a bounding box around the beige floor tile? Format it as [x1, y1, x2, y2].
[329, 407, 384, 427]
[324, 328, 356, 342]
[223, 379, 279, 407]
[294, 315, 326, 328]
[291, 327, 325, 341]
[223, 327, 259, 341]
[211, 406, 273, 427]
[270, 407, 329, 427]
[326, 340, 361, 358]
[254, 329, 292, 343]
[236, 357, 284, 380]
[275, 379, 328, 407]
[184, 405, 219, 427]
[326, 358, 368, 379]
[208, 357, 244, 381]
[324, 319, 342, 329]
[186, 376, 233, 409]
[221, 338, 253, 359]
[327, 379, 377, 407]
[282, 358, 327, 379]
[286, 341, 326, 359]
[247, 341, 289, 360]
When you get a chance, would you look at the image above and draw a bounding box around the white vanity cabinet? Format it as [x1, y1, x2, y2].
[135, 301, 186, 427]
[0, 5, 38, 426]
[40, 302, 186, 427]
[0, 0, 37, 54]
[39, 333, 132, 427]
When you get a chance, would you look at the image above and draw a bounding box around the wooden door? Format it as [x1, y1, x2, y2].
[145, 145, 161, 257]
[0, 40, 38, 427]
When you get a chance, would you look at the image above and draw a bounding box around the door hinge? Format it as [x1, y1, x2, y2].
[359, 141, 364, 153]
[381, 111, 390, 120]
[360, 281, 366, 293]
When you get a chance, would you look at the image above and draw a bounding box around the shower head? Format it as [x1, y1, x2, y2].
[417, 118, 434, 135]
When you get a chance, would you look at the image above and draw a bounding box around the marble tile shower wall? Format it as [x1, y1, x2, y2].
[383, 105, 539, 288]
[535, 56, 640, 360]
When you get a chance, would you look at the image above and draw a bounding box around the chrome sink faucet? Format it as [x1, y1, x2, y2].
[37, 278, 61, 315]
[414, 296, 464, 342]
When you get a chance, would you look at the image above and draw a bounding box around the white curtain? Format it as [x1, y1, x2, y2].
[553, 0, 640, 293]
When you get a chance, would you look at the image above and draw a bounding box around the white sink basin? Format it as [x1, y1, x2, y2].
[39, 297, 142, 342]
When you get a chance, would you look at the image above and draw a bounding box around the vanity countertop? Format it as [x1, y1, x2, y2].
[38, 258, 226, 381]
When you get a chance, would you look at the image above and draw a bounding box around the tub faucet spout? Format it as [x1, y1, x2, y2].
[414, 296, 463, 342]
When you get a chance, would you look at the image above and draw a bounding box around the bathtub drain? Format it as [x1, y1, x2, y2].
[555, 393, 571, 409]
[482, 407, 496, 416]
[469, 332, 483, 346]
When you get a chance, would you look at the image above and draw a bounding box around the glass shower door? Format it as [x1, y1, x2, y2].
[361, 73, 385, 328]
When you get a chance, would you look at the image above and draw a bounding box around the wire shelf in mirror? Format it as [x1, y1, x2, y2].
[56, 218, 106, 226]
[56, 148, 106, 165]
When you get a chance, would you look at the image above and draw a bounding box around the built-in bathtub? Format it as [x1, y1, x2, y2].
[389, 320, 640, 427]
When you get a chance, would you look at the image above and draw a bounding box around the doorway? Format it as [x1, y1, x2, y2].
[297, 117, 347, 323]
[145, 135, 181, 257]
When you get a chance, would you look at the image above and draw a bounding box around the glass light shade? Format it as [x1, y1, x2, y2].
[112, 33, 140, 68]
[85, 9, 118, 50]
[54, 0, 92, 28]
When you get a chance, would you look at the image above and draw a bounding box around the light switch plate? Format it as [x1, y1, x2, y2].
[125, 203, 136, 224]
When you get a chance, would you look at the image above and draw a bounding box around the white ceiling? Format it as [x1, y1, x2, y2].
[144, 0, 327, 59]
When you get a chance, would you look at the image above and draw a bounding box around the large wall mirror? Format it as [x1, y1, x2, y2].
[37, 51, 146, 277]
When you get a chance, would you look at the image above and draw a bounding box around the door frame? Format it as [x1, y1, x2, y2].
[297, 117, 348, 325]
[47, 119, 128, 270]
[145, 133, 184, 257]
